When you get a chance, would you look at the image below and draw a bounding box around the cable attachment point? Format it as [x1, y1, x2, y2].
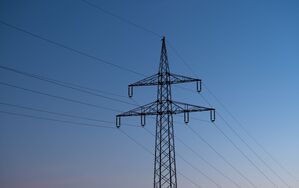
[210, 109, 216, 122]
[141, 114, 146, 126]
[184, 111, 189, 124]
[128, 85, 133, 98]
[116, 116, 121, 128]
[196, 80, 202, 93]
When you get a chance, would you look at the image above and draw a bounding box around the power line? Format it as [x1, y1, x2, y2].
[78, 0, 208, 99]
[199, 93, 289, 187]
[53, 3, 271, 185]
[0, 101, 113, 124]
[0, 69, 208, 127]
[188, 126, 258, 188]
[118, 129, 204, 188]
[0, 16, 274, 188]
[176, 153, 222, 188]
[0, 66, 208, 125]
[0, 82, 220, 187]
[174, 135, 242, 188]
[0, 17, 206, 188]
[0, 6, 280, 187]
[216, 112, 291, 188]
[0, 106, 202, 188]
[213, 121, 277, 187]
[0, 101, 143, 129]
[0, 101, 110, 123]
[0, 64, 244, 188]
[0, 100, 212, 188]
[0, 81, 119, 113]
[205, 87, 299, 185]
[119, 128, 153, 154]
[167, 35, 291, 187]
[141, 127, 224, 188]
[1, 4, 290, 186]
[0, 20, 209, 127]
[0, 109, 115, 129]
[79, 0, 162, 38]
[0, 20, 145, 77]
[0, 64, 136, 106]
[143, 128, 222, 188]
[177, 171, 203, 188]
[0, 64, 130, 99]
[0, 80, 278, 187]
[75, 0, 216, 127]
[193, 93, 277, 187]
[166, 47, 279, 186]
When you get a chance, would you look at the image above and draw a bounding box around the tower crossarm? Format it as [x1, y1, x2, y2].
[116, 100, 157, 127]
[170, 73, 200, 85]
[116, 100, 215, 127]
[128, 73, 202, 97]
[116, 101, 157, 117]
[171, 101, 214, 114]
[171, 101, 215, 123]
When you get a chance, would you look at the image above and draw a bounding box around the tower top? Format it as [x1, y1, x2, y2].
[159, 36, 169, 74]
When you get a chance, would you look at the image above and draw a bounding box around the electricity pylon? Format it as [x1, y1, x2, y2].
[116, 37, 215, 188]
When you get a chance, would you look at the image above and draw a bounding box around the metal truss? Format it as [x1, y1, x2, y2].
[116, 100, 215, 126]
[116, 37, 215, 188]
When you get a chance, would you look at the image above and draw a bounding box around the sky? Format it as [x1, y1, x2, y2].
[0, 0, 299, 188]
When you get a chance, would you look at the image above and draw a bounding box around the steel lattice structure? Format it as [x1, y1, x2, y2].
[116, 37, 215, 188]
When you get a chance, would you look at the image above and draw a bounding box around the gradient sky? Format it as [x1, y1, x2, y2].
[0, 0, 299, 188]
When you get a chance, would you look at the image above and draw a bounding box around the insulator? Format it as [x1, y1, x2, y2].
[128, 85, 133, 98]
[116, 116, 121, 128]
[210, 109, 216, 122]
[196, 80, 202, 93]
[184, 111, 189, 124]
[141, 115, 146, 126]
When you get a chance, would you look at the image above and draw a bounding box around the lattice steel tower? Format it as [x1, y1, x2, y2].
[116, 37, 215, 188]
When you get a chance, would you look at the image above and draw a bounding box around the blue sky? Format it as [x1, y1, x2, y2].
[0, 0, 299, 188]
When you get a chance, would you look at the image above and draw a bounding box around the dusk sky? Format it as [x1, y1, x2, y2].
[0, 0, 299, 188]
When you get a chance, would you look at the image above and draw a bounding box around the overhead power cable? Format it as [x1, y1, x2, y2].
[0, 107, 203, 188]
[177, 153, 222, 188]
[0, 20, 145, 77]
[0, 64, 210, 124]
[115, 129, 204, 188]
[1, 5, 290, 186]
[0, 110, 115, 129]
[1, 84, 230, 188]
[175, 135, 242, 188]
[0, 65, 131, 99]
[0, 16, 259, 188]
[200, 93, 290, 187]
[0, 64, 136, 106]
[213, 121, 277, 187]
[216, 112, 291, 187]
[0, 18, 270, 188]
[166, 31, 291, 187]
[79, 0, 162, 38]
[0, 102, 208, 188]
[0, 101, 135, 128]
[188, 126, 258, 188]
[0, 101, 111, 123]
[194, 92, 278, 187]
[0, 78, 282, 187]
[205, 87, 299, 185]
[143, 128, 222, 188]
[0, 81, 119, 113]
